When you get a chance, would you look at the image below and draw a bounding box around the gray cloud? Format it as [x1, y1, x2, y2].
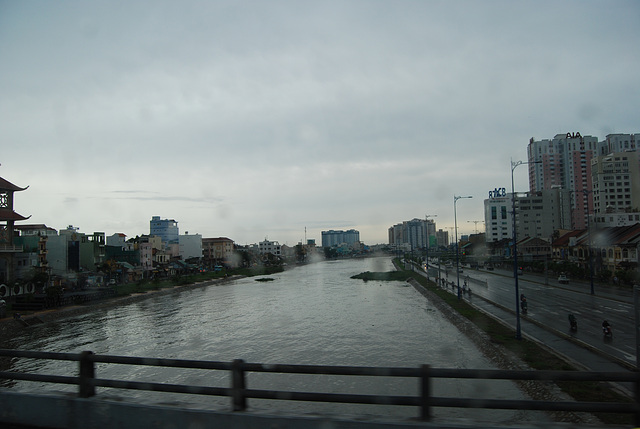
[1, 0, 638, 243]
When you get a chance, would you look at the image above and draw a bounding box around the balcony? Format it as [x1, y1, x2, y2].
[0, 245, 24, 253]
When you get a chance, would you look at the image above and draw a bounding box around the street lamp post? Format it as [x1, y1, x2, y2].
[511, 159, 540, 340]
[587, 202, 595, 295]
[454, 195, 473, 300]
[569, 189, 595, 295]
[425, 214, 437, 272]
[579, 189, 595, 295]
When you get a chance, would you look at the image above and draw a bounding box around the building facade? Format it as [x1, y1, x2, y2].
[202, 237, 235, 267]
[591, 150, 640, 216]
[387, 219, 436, 251]
[178, 232, 203, 261]
[258, 239, 281, 257]
[527, 133, 604, 229]
[516, 189, 572, 240]
[321, 229, 360, 248]
[150, 216, 179, 246]
[484, 195, 513, 243]
[436, 229, 449, 247]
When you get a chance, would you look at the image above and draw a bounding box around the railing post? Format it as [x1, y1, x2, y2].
[231, 358, 247, 411]
[420, 364, 431, 421]
[635, 370, 640, 427]
[79, 350, 95, 398]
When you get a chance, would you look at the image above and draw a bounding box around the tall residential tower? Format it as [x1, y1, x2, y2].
[527, 133, 605, 229]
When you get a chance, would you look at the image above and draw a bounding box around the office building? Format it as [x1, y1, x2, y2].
[516, 189, 572, 239]
[484, 195, 513, 243]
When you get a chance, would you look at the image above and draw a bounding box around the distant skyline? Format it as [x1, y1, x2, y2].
[1, 1, 638, 245]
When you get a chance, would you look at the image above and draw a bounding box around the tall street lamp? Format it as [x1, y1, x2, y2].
[454, 195, 472, 300]
[579, 189, 595, 295]
[425, 214, 437, 272]
[511, 159, 540, 340]
[567, 189, 595, 295]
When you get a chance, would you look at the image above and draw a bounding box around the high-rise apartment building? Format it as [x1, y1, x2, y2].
[527, 133, 605, 229]
[387, 219, 435, 250]
[321, 229, 360, 248]
[591, 150, 640, 216]
[605, 133, 638, 153]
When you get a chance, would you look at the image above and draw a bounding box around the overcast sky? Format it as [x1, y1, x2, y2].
[1, 1, 638, 245]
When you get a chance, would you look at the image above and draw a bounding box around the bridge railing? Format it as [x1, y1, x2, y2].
[0, 349, 638, 423]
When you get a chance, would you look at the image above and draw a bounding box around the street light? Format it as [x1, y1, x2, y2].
[575, 189, 595, 295]
[511, 159, 540, 340]
[425, 214, 437, 272]
[562, 189, 596, 295]
[454, 195, 472, 300]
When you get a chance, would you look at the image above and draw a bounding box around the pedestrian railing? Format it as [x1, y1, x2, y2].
[0, 349, 638, 423]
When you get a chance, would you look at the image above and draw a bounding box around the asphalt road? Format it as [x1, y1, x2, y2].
[414, 263, 637, 380]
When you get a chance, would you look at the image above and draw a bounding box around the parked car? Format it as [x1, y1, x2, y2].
[558, 274, 569, 284]
[485, 264, 494, 271]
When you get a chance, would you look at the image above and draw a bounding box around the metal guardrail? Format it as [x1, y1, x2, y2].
[0, 349, 638, 423]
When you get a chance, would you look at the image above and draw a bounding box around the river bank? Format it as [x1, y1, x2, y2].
[0, 275, 243, 339]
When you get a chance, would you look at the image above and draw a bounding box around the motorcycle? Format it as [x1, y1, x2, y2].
[602, 321, 613, 338]
[568, 314, 577, 331]
[520, 294, 528, 314]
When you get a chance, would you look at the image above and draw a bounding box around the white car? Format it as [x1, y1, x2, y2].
[558, 274, 569, 284]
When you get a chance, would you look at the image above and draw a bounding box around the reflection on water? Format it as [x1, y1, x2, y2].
[2, 257, 545, 423]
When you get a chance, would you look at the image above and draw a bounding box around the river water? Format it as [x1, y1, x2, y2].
[2, 257, 542, 423]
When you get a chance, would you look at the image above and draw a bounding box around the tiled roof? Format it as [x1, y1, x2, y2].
[0, 208, 30, 221]
[0, 177, 28, 192]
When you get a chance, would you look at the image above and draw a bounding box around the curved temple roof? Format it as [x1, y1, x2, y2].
[0, 176, 29, 192]
[0, 209, 31, 221]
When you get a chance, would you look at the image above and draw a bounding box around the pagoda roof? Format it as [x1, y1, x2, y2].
[0, 177, 29, 192]
[0, 208, 31, 221]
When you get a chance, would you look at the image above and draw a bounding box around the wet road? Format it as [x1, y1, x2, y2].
[426, 263, 637, 374]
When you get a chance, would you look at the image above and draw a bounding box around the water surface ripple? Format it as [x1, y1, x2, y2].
[4, 257, 542, 423]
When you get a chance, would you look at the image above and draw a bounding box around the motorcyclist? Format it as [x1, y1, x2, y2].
[602, 320, 612, 336]
[568, 313, 577, 330]
[520, 293, 527, 312]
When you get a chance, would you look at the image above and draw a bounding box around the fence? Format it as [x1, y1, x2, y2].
[0, 349, 638, 423]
